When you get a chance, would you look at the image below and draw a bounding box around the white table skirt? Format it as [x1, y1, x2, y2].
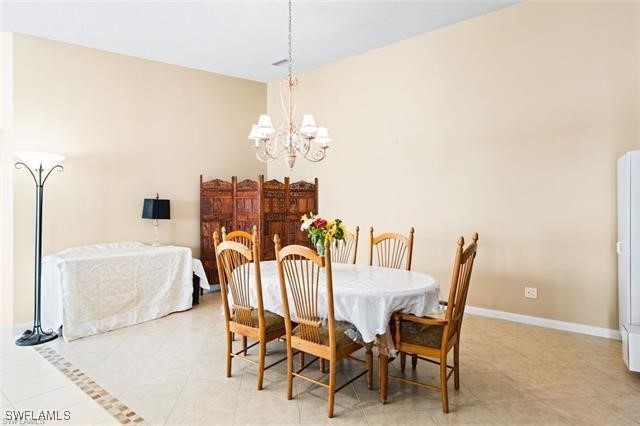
[246, 261, 441, 344]
[193, 258, 210, 290]
[42, 242, 194, 341]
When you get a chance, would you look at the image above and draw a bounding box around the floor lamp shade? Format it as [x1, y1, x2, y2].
[14, 151, 65, 170]
[14, 151, 65, 346]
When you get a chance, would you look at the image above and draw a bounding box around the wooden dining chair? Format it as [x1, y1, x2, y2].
[221, 225, 255, 247]
[369, 227, 415, 270]
[274, 235, 372, 418]
[221, 226, 258, 319]
[331, 226, 359, 265]
[386, 233, 479, 413]
[214, 229, 287, 390]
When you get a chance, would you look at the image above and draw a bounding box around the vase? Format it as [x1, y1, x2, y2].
[315, 240, 325, 256]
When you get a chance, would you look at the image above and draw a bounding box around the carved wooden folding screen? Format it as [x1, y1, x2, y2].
[200, 175, 318, 283]
[235, 177, 261, 236]
[261, 178, 287, 261]
[287, 180, 318, 247]
[200, 178, 233, 282]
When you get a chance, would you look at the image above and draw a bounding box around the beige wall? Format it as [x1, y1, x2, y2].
[6, 34, 266, 324]
[268, 1, 640, 330]
[0, 32, 14, 327]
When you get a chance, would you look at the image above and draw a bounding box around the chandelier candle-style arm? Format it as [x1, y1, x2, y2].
[248, 0, 331, 170]
[298, 136, 328, 163]
[255, 136, 285, 162]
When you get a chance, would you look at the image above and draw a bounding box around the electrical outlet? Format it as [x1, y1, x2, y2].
[525, 287, 538, 299]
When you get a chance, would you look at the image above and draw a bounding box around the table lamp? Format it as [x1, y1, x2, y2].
[142, 193, 170, 246]
[14, 151, 65, 346]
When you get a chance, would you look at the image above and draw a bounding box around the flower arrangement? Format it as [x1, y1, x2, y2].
[300, 212, 348, 255]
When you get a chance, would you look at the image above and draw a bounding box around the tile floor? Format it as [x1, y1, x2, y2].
[0, 329, 118, 425]
[3, 293, 640, 425]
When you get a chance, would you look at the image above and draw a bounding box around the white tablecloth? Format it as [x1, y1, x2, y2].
[193, 258, 210, 290]
[252, 261, 441, 344]
[42, 242, 193, 341]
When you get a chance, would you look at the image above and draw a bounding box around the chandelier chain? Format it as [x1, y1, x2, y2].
[288, 0, 292, 80]
[249, 0, 330, 170]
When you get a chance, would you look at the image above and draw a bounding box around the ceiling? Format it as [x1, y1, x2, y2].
[1, 1, 517, 82]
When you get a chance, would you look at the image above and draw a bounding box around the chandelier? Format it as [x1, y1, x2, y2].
[248, 0, 331, 170]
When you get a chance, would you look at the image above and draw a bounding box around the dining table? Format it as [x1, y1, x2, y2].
[253, 260, 442, 401]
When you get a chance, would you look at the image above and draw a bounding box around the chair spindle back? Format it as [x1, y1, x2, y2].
[275, 236, 336, 347]
[369, 227, 415, 270]
[222, 225, 256, 248]
[444, 233, 479, 342]
[331, 226, 359, 265]
[214, 228, 263, 328]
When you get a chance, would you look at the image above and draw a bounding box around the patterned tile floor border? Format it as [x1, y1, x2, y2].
[35, 346, 145, 425]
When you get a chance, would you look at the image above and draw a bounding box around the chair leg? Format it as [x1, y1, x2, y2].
[366, 346, 373, 390]
[257, 339, 266, 390]
[400, 352, 406, 371]
[327, 359, 336, 418]
[379, 354, 388, 404]
[286, 344, 294, 400]
[320, 358, 326, 373]
[378, 355, 382, 396]
[226, 331, 233, 378]
[440, 354, 449, 413]
[242, 336, 248, 355]
[411, 354, 418, 370]
[298, 351, 305, 368]
[454, 344, 460, 390]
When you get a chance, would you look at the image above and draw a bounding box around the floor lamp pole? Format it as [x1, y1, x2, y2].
[15, 161, 63, 346]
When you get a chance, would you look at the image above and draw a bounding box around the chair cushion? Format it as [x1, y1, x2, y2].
[257, 310, 286, 334]
[398, 320, 444, 349]
[233, 309, 285, 334]
[293, 320, 359, 349]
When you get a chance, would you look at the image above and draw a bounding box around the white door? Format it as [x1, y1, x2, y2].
[618, 153, 631, 329]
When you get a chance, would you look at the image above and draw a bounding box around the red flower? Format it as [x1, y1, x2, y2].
[313, 218, 328, 228]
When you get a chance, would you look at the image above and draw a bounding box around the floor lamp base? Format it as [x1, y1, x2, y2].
[15, 327, 58, 346]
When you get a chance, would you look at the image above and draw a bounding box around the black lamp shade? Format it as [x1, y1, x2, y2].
[142, 198, 171, 220]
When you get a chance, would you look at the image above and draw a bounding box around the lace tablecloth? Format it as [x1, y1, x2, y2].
[42, 242, 194, 341]
[193, 258, 211, 290]
[254, 261, 441, 344]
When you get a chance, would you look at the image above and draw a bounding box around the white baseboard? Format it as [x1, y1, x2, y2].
[4, 308, 621, 341]
[466, 305, 621, 340]
[12, 321, 31, 337]
[0, 321, 31, 338]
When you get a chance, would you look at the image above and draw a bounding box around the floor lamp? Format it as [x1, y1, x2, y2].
[14, 151, 65, 346]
